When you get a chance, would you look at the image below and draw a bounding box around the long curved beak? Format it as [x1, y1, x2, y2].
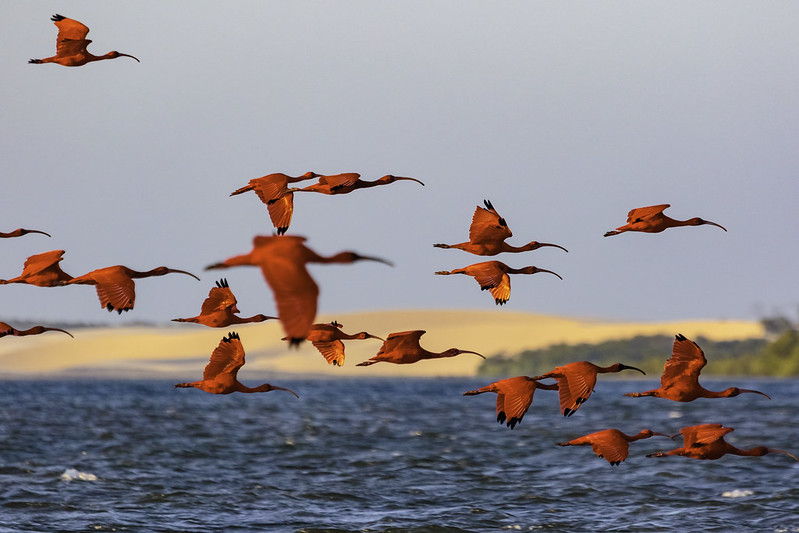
[651, 432, 674, 439]
[539, 242, 568, 253]
[459, 350, 486, 359]
[621, 364, 646, 375]
[273, 386, 299, 398]
[119, 53, 140, 62]
[367, 334, 385, 342]
[357, 254, 394, 267]
[45, 327, 74, 338]
[205, 262, 229, 271]
[396, 177, 425, 186]
[538, 268, 563, 280]
[769, 449, 799, 461]
[740, 389, 771, 399]
[704, 220, 727, 232]
[169, 269, 201, 281]
[23, 229, 51, 237]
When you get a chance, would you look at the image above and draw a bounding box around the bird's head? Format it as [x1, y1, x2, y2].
[356, 332, 385, 341]
[690, 217, 727, 231]
[443, 348, 485, 359]
[156, 267, 201, 281]
[378, 175, 425, 186]
[639, 429, 673, 439]
[107, 51, 140, 62]
[722, 387, 771, 399]
[522, 241, 569, 253]
[518, 266, 563, 279]
[615, 363, 646, 375]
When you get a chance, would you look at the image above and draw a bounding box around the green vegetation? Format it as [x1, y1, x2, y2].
[476, 332, 798, 377]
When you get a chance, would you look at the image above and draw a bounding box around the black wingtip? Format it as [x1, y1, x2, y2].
[51, 14, 66, 21]
[224, 331, 240, 342]
[483, 199, 494, 210]
[675, 333, 686, 341]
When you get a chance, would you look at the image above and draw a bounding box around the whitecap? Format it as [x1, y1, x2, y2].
[60, 468, 98, 482]
[721, 489, 754, 498]
[668, 410, 682, 419]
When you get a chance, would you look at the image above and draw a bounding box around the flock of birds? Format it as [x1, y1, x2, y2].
[6, 13, 794, 467]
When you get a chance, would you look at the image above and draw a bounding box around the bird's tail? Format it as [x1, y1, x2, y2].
[174, 383, 194, 388]
[171, 318, 197, 324]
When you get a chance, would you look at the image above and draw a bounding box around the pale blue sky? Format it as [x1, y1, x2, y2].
[2, 2, 798, 325]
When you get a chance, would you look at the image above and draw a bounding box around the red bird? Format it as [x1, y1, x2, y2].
[435, 260, 561, 305]
[175, 332, 298, 396]
[230, 172, 320, 235]
[288, 173, 424, 195]
[647, 424, 798, 461]
[434, 200, 568, 256]
[604, 204, 726, 237]
[29, 14, 139, 67]
[70, 264, 200, 313]
[206, 235, 391, 345]
[624, 334, 770, 402]
[558, 428, 673, 465]
[289, 321, 384, 366]
[463, 376, 558, 429]
[0, 228, 50, 238]
[0, 250, 73, 286]
[357, 330, 484, 366]
[172, 278, 276, 327]
[531, 361, 645, 416]
[0, 322, 73, 338]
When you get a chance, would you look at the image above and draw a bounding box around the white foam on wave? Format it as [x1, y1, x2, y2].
[60, 468, 98, 482]
[668, 410, 682, 419]
[721, 489, 754, 498]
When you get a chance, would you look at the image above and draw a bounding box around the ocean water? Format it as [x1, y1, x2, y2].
[0, 377, 797, 532]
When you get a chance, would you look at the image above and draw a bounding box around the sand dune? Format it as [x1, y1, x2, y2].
[0, 310, 763, 378]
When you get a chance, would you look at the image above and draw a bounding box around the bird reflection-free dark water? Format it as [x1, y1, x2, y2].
[1, 378, 797, 532]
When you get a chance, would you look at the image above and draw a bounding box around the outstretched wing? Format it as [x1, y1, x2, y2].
[203, 333, 246, 380]
[588, 430, 629, 464]
[21, 250, 65, 276]
[681, 423, 732, 448]
[554, 363, 597, 416]
[312, 339, 346, 366]
[201, 284, 237, 315]
[493, 376, 537, 428]
[626, 204, 670, 223]
[319, 173, 360, 191]
[378, 330, 426, 355]
[53, 15, 91, 56]
[660, 334, 706, 388]
[469, 201, 512, 244]
[95, 273, 136, 312]
[267, 193, 294, 234]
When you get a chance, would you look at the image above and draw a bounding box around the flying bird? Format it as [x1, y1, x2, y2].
[288, 173, 424, 195]
[356, 330, 484, 366]
[175, 332, 298, 396]
[0, 322, 73, 338]
[206, 235, 392, 345]
[435, 260, 562, 305]
[433, 200, 568, 256]
[463, 376, 558, 429]
[29, 14, 140, 67]
[558, 428, 673, 465]
[624, 334, 771, 402]
[69, 264, 200, 313]
[287, 321, 384, 366]
[604, 204, 727, 237]
[172, 278, 276, 327]
[0, 228, 50, 238]
[229, 172, 320, 235]
[647, 424, 798, 461]
[531, 361, 645, 416]
[0, 250, 73, 286]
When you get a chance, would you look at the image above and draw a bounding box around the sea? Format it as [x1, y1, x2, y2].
[1, 377, 797, 532]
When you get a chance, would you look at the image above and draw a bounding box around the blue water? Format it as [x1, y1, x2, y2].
[0, 378, 797, 532]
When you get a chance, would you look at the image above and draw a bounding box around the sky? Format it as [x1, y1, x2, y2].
[1, 1, 798, 327]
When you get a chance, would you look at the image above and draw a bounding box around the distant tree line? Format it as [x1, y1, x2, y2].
[477, 316, 799, 377]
